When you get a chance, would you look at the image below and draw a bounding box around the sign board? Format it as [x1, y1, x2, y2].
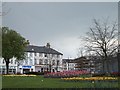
[22, 66, 32, 69]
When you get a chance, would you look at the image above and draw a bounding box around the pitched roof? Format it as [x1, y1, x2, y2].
[25, 45, 63, 55]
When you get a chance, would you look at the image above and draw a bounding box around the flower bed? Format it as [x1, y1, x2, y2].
[61, 77, 118, 81]
[44, 70, 89, 78]
[111, 72, 120, 77]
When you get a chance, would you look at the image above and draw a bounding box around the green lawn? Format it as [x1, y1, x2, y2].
[2, 76, 119, 88]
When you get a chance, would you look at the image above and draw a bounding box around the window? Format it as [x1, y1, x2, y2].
[47, 54, 49, 57]
[2, 66, 5, 69]
[49, 54, 52, 57]
[52, 60, 55, 65]
[52, 54, 55, 57]
[55, 55, 57, 58]
[34, 59, 37, 64]
[30, 53, 32, 57]
[15, 60, 17, 64]
[25, 60, 28, 65]
[3, 59, 5, 64]
[30, 59, 33, 65]
[11, 60, 13, 64]
[47, 54, 52, 58]
[44, 59, 48, 64]
[39, 53, 42, 57]
[35, 53, 37, 56]
[57, 55, 60, 58]
[39, 59, 43, 64]
[57, 60, 60, 65]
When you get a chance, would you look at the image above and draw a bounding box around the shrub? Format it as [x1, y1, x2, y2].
[16, 72, 22, 75]
[25, 72, 44, 75]
[92, 72, 120, 77]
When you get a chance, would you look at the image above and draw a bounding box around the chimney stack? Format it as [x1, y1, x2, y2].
[46, 43, 50, 48]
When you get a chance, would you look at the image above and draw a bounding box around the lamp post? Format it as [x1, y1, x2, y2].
[48, 52, 51, 72]
[46, 43, 52, 72]
[56, 60, 59, 72]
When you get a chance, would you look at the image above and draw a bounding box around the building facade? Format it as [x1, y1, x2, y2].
[74, 55, 118, 74]
[0, 57, 17, 74]
[17, 43, 63, 74]
[74, 57, 96, 73]
[62, 59, 75, 71]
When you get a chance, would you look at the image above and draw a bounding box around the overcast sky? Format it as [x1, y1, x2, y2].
[2, 2, 118, 58]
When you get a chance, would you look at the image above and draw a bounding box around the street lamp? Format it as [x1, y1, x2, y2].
[46, 43, 52, 72]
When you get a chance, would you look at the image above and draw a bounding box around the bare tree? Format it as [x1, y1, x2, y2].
[77, 47, 85, 57]
[83, 18, 118, 74]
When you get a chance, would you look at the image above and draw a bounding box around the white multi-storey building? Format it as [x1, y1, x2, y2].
[0, 57, 17, 74]
[17, 43, 63, 74]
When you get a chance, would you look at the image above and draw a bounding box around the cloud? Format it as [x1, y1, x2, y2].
[49, 36, 83, 58]
[2, 2, 117, 58]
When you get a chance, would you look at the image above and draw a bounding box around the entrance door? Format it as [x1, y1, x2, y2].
[23, 69, 30, 74]
[41, 68, 43, 72]
[47, 68, 49, 71]
[52, 69, 55, 72]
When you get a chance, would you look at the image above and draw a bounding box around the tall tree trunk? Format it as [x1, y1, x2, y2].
[118, 52, 120, 73]
[105, 56, 110, 75]
[102, 60, 105, 74]
[103, 50, 109, 74]
[117, 52, 120, 90]
[5, 59, 9, 74]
